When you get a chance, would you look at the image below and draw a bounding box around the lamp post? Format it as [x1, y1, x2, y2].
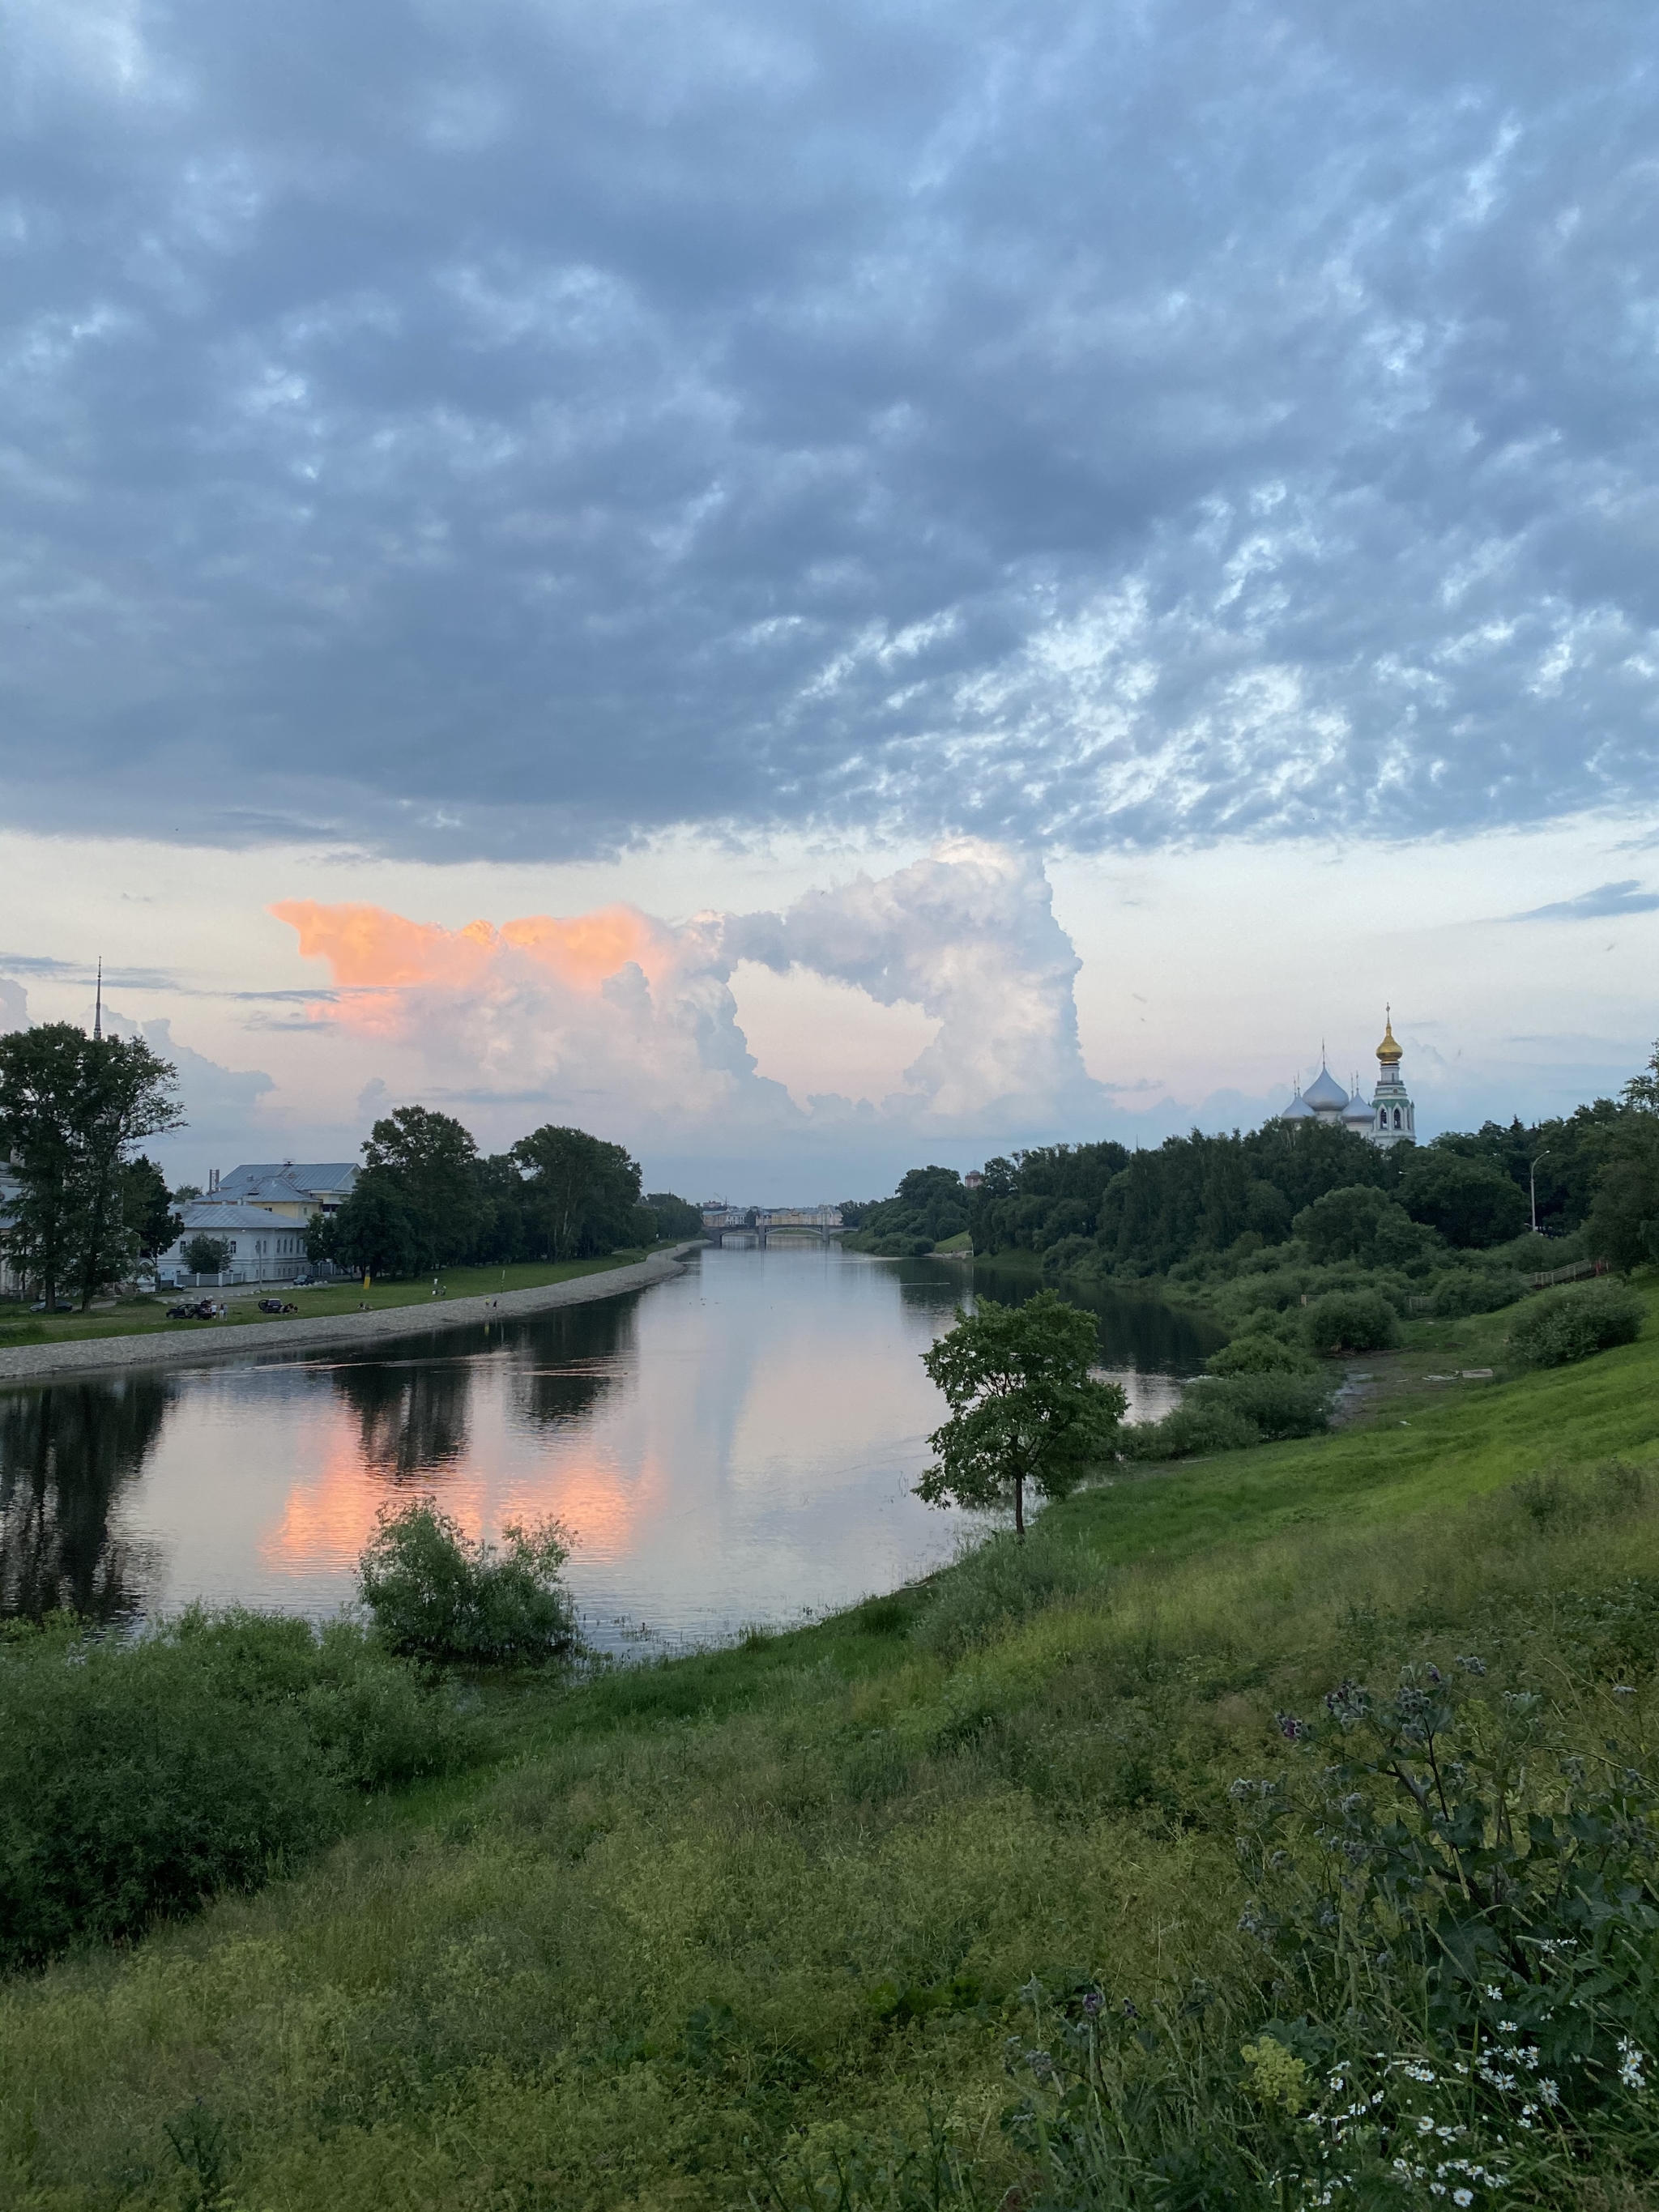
[1529, 1149, 1551, 1236]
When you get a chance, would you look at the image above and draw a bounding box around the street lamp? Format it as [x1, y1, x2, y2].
[1529, 1149, 1551, 1236]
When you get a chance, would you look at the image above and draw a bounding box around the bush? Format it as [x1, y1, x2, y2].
[913, 1526, 1102, 1660]
[1196, 1370, 1334, 1439]
[1508, 1278, 1645, 1370]
[1120, 1396, 1261, 1461]
[358, 1499, 578, 1665]
[1304, 1289, 1400, 1354]
[1429, 1266, 1528, 1318]
[0, 1609, 454, 1969]
[1205, 1332, 1315, 1377]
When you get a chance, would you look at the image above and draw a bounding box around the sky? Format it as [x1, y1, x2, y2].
[2, 0, 1657, 1200]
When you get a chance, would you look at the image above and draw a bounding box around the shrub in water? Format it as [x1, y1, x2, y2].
[1120, 1394, 1261, 1461]
[1205, 1332, 1315, 1377]
[1508, 1278, 1644, 1370]
[0, 1608, 451, 1968]
[1304, 1289, 1400, 1354]
[357, 1498, 577, 1665]
[1195, 1370, 1333, 1440]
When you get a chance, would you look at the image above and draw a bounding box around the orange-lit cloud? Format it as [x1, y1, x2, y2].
[269, 845, 1107, 1143]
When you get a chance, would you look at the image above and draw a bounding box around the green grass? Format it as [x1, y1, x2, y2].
[2, 1281, 1657, 2210]
[0, 1249, 679, 1351]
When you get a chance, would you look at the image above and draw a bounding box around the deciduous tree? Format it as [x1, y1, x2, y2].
[917, 1290, 1126, 1538]
[510, 1126, 641, 1259]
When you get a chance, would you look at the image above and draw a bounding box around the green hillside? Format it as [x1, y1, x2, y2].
[4, 1283, 1658, 2210]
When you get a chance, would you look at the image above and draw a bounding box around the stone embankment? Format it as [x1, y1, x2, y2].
[0, 1246, 700, 1387]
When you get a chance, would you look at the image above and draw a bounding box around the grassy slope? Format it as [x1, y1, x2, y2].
[0, 1251, 664, 1350]
[3, 1283, 1658, 2211]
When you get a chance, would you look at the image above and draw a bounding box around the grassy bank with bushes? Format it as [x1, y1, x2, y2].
[2, 1282, 1657, 2210]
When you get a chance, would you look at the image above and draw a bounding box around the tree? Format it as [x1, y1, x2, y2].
[1293, 1183, 1438, 1269]
[123, 1156, 182, 1288]
[1400, 1148, 1528, 1249]
[312, 1180, 420, 1279]
[0, 1023, 182, 1309]
[1584, 1041, 1659, 1271]
[356, 1106, 484, 1272]
[645, 1191, 704, 1240]
[510, 1126, 642, 1259]
[182, 1234, 232, 1276]
[916, 1290, 1127, 1538]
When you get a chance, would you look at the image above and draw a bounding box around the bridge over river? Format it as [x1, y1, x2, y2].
[702, 1205, 843, 1248]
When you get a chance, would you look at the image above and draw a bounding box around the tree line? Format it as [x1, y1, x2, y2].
[0, 1024, 182, 1309]
[308, 1105, 702, 1279]
[846, 1037, 1659, 1276]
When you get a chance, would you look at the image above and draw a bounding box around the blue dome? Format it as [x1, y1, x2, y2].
[1281, 1091, 1316, 1122]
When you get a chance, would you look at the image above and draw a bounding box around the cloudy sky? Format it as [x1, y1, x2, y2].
[3, 0, 1657, 1197]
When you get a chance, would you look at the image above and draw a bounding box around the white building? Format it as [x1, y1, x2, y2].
[157, 1201, 313, 1288]
[1281, 1012, 1415, 1149]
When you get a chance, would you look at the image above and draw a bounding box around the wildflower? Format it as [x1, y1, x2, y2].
[1417, 2115, 1436, 2135]
[1453, 2193, 1473, 2207]
[1241, 2035, 1311, 2116]
[1081, 1991, 1102, 2018]
[1618, 2038, 1647, 2091]
[1484, 1985, 1503, 2001]
[1613, 1684, 1636, 1697]
[1277, 1711, 1309, 1741]
[1456, 1655, 1487, 1676]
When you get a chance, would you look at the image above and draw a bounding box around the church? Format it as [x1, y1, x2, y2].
[1281, 1011, 1415, 1149]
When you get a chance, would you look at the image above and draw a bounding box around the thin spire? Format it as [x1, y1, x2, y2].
[93, 957, 103, 1042]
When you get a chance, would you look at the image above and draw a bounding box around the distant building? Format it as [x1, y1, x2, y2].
[1281, 1011, 1415, 1149]
[198, 1161, 357, 1222]
[156, 1201, 312, 1288]
[963, 1170, 985, 1191]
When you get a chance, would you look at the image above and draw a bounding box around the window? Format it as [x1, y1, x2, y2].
[1392, 1108, 1401, 1128]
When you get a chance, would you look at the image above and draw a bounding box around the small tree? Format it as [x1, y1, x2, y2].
[182, 1234, 231, 1277]
[123, 1155, 181, 1288]
[917, 1290, 1127, 1537]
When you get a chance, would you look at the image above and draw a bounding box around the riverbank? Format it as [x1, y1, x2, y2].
[0, 1242, 701, 1385]
[4, 1285, 1657, 2209]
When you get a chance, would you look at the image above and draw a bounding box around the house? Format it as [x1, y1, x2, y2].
[198, 1161, 357, 1222]
[156, 1200, 314, 1289]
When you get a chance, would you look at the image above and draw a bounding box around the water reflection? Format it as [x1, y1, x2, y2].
[0, 1249, 1210, 1646]
[330, 1354, 475, 1480]
[970, 1264, 1226, 1371]
[0, 1375, 172, 1622]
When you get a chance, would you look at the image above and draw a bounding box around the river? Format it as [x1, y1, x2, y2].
[0, 1247, 1220, 1652]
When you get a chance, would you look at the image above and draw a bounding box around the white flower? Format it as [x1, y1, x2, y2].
[1453, 2193, 1473, 2207]
[1618, 2037, 1647, 2091]
[1418, 2114, 1437, 2134]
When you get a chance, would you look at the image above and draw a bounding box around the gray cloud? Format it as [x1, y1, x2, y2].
[3, 0, 1658, 860]
[1512, 879, 1659, 922]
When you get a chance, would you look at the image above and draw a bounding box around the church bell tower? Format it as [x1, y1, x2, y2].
[1368, 1008, 1414, 1148]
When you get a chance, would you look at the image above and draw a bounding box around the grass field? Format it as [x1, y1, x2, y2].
[2, 1280, 1657, 2210]
[0, 1250, 673, 1351]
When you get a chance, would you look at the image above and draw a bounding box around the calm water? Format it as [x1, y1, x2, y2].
[0, 1248, 1219, 1652]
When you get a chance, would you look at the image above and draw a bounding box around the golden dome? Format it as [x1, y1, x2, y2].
[1375, 1008, 1402, 1064]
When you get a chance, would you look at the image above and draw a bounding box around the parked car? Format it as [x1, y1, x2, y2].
[165, 1300, 220, 1321]
[257, 1298, 299, 1315]
[29, 1299, 76, 1313]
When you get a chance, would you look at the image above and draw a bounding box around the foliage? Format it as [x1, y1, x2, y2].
[1509, 1278, 1644, 1370]
[0, 1609, 457, 1969]
[180, 1233, 232, 1276]
[918, 1292, 1127, 1536]
[510, 1123, 643, 1260]
[912, 1524, 1105, 1660]
[1122, 1370, 1333, 1460]
[0, 1022, 182, 1308]
[1584, 1109, 1659, 1272]
[1401, 1145, 1531, 1248]
[356, 1498, 578, 1665]
[356, 1104, 484, 1272]
[1204, 1332, 1316, 1377]
[848, 1166, 973, 1255]
[122, 1155, 181, 1285]
[1304, 1287, 1400, 1353]
[645, 1190, 706, 1239]
[1293, 1181, 1437, 1268]
[1431, 1265, 1529, 1318]
[310, 1174, 420, 1277]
